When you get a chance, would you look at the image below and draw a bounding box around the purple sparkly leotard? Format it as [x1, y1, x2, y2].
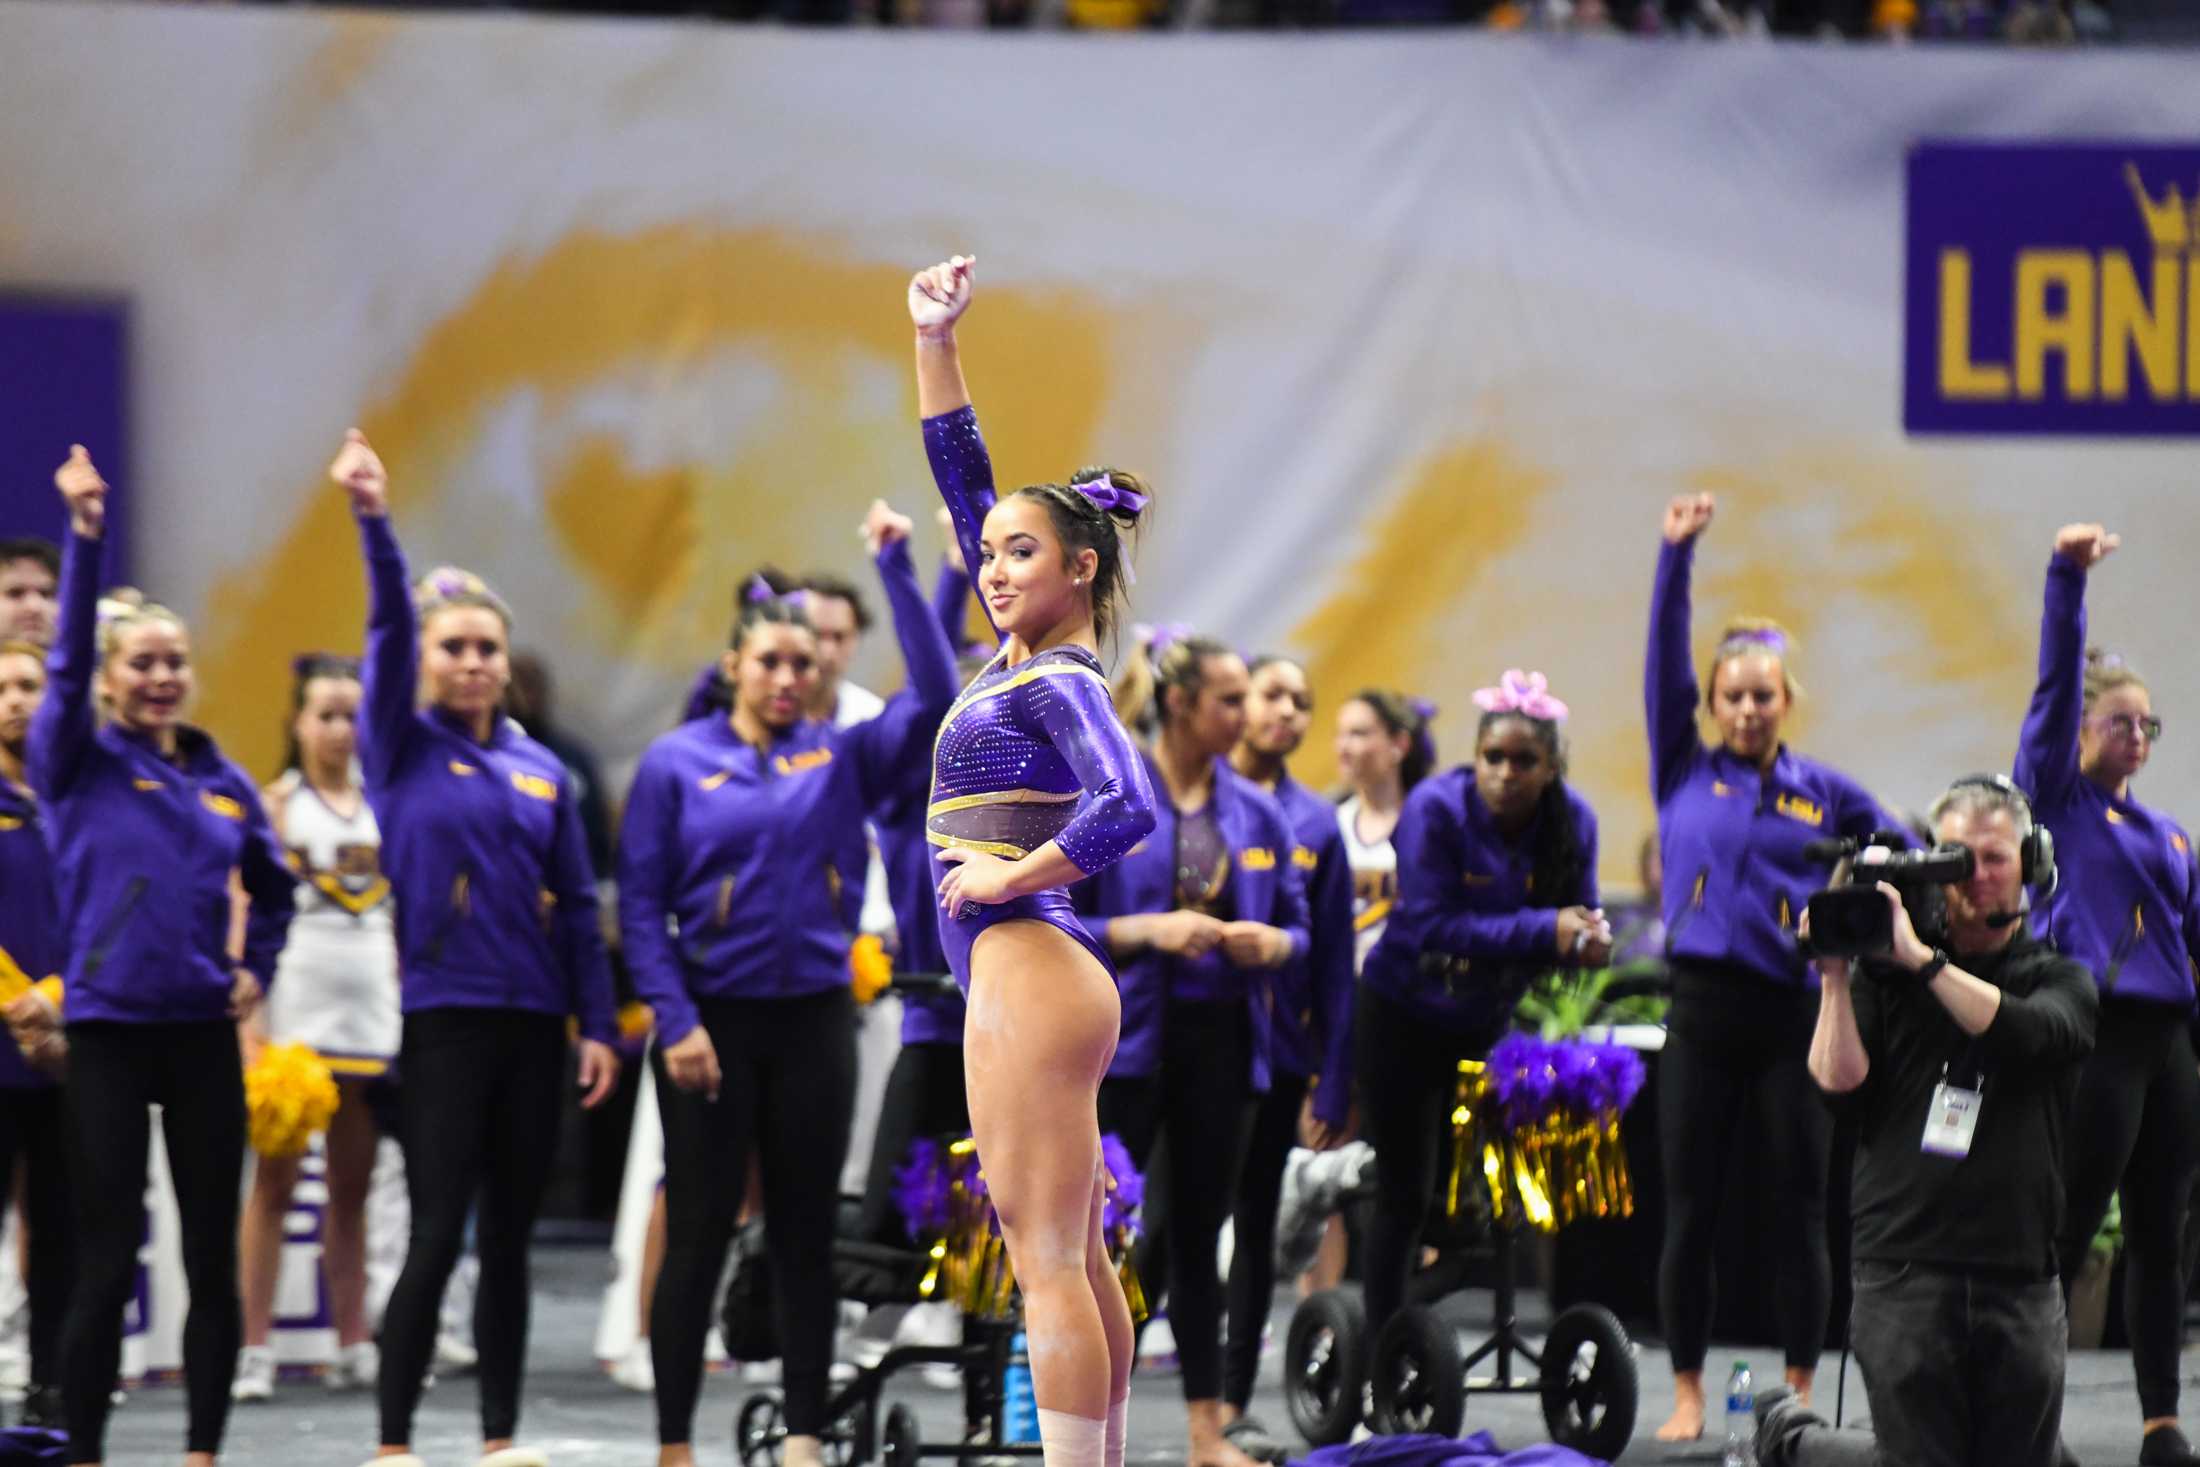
[923, 405, 1158, 990]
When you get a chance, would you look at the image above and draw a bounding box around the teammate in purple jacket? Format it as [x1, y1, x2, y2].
[619, 501, 956, 1467]
[1646, 493, 1905, 1442]
[36, 446, 296, 1467]
[855, 547, 982, 1260]
[2018, 523, 2200, 1467]
[332, 430, 621, 1467]
[911, 255, 1160, 1467]
[0, 639, 70, 1431]
[1359, 669, 1604, 1348]
[1080, 632, 1309, 1467]
[1221, 654, 1356, 1434]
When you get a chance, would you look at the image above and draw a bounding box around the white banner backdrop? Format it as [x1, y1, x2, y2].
[4, 3, 2200, 880]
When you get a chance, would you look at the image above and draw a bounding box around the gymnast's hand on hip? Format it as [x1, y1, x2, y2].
[937, 846, 1017, 919]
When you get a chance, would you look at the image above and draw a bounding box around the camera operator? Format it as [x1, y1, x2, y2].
[1766, 777, 2095, 1467]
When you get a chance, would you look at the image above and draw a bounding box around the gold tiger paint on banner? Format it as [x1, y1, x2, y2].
[193, 225, 1120, 778]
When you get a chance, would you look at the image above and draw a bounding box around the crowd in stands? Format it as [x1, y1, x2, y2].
[151, 0, 2184, 47]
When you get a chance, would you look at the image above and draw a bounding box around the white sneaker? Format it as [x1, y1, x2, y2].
[896, 1301, 961, 1350]
[231, 1345, 276, 1402]
[356, 1456, 425, 1467]
[478, 1450, 550, 1467]
[609, 1338, 655, 1394]
[327, 1341, 379, 1391]
[833, 1298, 871, 1379]
[1276, 1142, 1375, 1277]
[1136, 1315, 1179, 1375]
[435, 1329, 480, 1372]
[896, 1302, 964, 1389]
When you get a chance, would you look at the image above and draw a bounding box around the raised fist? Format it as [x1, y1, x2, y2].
[908, 256, 975, 336]
[54, 445, 107, 539]
[1662, 493, 1715, 546]
[2052, 523, 2120, 570]
[328, 429, 389, 517]
[863, 499, 915, 556]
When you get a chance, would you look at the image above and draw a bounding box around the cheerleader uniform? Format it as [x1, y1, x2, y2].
[263, 772, 399, 1078]
[1338, 793, 1398, 974]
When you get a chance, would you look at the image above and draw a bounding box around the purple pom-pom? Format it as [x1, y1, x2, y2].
[893, 1138, 951, 1240]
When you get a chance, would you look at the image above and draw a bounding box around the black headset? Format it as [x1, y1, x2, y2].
[1934, 772, 2058, 896]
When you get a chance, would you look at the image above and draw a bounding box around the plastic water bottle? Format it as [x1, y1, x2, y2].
[1004, 1331, 1039, 1443]
[1723, 1359, 1755, 1467]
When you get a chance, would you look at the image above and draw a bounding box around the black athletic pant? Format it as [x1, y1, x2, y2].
[2054, 997, 2200, 1421]
[1099, 1073, 1162, 1165]
[858, 1039, 970, 1247]
[0, 1084, 72, 1389]
[1356, 986, 1498, 1344]
[1110, 1000, 1254, 1402]
[61, 1020, 244, 1465]
[1223, 1068, 1309, 1409]
[378, 1007, 567, 1447]
[1657, 963, 1829, 1374]
[653, 987, 857, 1443]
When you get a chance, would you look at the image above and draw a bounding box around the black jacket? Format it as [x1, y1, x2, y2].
[1841, 934, 2098, 1277]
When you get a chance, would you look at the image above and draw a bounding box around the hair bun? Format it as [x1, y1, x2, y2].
[1070, 466, 1154, 528]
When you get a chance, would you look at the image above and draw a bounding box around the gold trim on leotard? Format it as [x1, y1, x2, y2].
[927, 787, 1082, 819]
[927, 830, 1032, 860]
[937, 658, 1111, 743]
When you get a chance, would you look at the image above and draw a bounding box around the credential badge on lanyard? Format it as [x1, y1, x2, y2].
[1921, 1060, 1983, 1159]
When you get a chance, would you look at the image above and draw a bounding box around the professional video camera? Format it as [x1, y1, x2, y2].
[1799, 832, 1975, 961]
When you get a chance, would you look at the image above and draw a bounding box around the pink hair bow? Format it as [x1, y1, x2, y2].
[1473, 669, 1569, 724]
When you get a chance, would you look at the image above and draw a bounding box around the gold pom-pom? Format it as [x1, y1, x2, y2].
[617, 1000, 655, 1042]
[245, 1042, 341, 1159]
[850, 934, 893, 1006]
[0, 947, 32, 1005]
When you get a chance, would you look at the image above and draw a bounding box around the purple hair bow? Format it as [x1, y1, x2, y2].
[746, 575, 800, 607]
[1722, 627, 1788, 655]
[1473, 669, 1569, 724]
[1134, 621, 1197, 659]
[1409, 697, 1439, 724]
[1075, 473, 1148, 516]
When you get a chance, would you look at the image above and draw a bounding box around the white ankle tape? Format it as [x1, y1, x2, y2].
[1105, 1395, 1129, 1467]
[1038, 1407, 1106, 1467]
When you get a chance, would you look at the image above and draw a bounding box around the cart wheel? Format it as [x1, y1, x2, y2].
[1539, 1304, 1639, 1462]
[737, 1391, 788, 1467]
[884, 1404, 923, 1467]
[1370, 1306, 1465, 1439]
[1283, 1288, 1369, 1445]
[826, 1398, 876, 1467]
